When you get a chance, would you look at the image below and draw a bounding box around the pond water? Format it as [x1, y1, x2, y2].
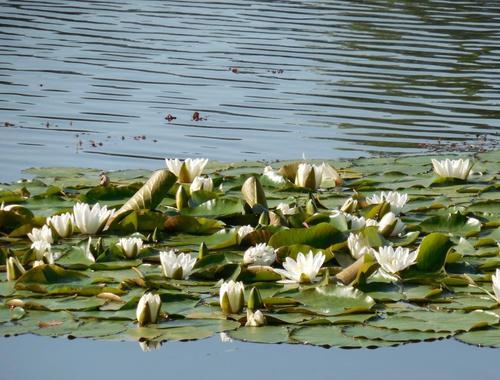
[1, 0, 499, 181]
[1, 335, 499, 380]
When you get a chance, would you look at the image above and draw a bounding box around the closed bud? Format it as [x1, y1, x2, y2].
[258, 211, 270, 226]
[198, 242, 208, 260]
[7, 256, 25, 281]
[176, 185, 189, 210]
[245, 309, 266, 327]
[247, 287, 263, 311]
[341, 198, 358, 213]
[306, 199, 317, 215]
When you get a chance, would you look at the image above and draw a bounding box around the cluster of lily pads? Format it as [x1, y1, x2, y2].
[0, 151, 498, 349]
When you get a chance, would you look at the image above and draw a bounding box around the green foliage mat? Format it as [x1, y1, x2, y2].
[0, 151, 499, 348]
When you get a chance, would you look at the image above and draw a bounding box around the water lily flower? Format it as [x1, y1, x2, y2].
[28, 225, 53, 244]
[237, 225, 254, 242]
[344, 214, 367, 230]
[367, 191, 408, 214]
[431, 158, 472, 180]
[245, 309, 266, 327]
[42, 250, 55, 265]
[189, 176, 213, 193]
[373, 246, 418, 274]
[47, 213, 74, 238]
[243, 243, 277, 266]
[136, 292, 161, 326]
[31, 240, 51, 259]
[276, 202, 298, 215]
[73, 202, 114, 235]
[377, 212, 405, 237]
[320, 162, 343, 186]
[274, 251, 325, 283]
[84, 238, 96, 263]
[219, 280, 245, 314]
[6, 256, 25, 281]
[492, 269, 500, 304]
[295, 163, 324, 190]
[347, 233, 375, 260]
[263, 166, 286, 185]
[165, 158, 208, 183]
[117, 237, 143, 259]
[160, 250, 197, 280]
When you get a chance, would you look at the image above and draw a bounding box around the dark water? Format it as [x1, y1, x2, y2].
[1, 0, 499, 180]
[1, 335, 499, 380]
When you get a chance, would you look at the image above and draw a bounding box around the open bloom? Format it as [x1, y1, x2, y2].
[367, 191, 408, 214]
[31, 240, 51, 259]
[243, 243, 276, 266]
[274, 251, 325, 283]
[276, 202, 298, 215]
[263, 166, 286, 185]
[492, 269, 500, 303]
[237, 225, 254, 242]
[219, 280, 245, 314]
[73, 202, 114, 235]
[295, 163, 324, 190]
[117, 237, 143, 259]
[136, 292, 161, 326]
[165, 158, 208, 183]
[344, 214, 368, 231]
[431, 158, 472, 180]
[28, 225, 53, 244]
[347, 233, 375, 260]
[47, 213, 74, 238]
[373, 246, 418, 274]
[377, 212, 405, 237]
[190, 176, 213, 193]
[160, 250, 197, 280]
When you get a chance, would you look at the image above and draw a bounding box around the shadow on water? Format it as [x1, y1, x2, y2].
[0, 0, 499, 180]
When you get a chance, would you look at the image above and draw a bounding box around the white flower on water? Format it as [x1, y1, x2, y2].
[295, 163, 324, 190]
[136, 292, 161, 326]
[378, 212, 405, 237]
[276, 202, 297, 215]
[367, 191, 408, 214]
[320, 162, 343, 186]
[84, 238, 96, 263]
[373, 246, 418, 274]
[73, 202, 114, 235]
[47, 213, 74, 238]
[219, 280, 245, 314]
[344, 214, 367, 231]
[117, 237, 144, 259]
[165, 158, 208, 183]
[243, 243, 277, 266]
[189, 176, 213, 193]
[237, 225, 254, 241]
[31, 240, 51, 259]
[492, 269, 500, 304]
[274, 251, 325, 284]
[160, 250, 197, 280]
[263, 166, 286, 185]
[28, 225, 53, 244]
[431, 158, 472, 180]
[347, 233, 375, 260]
[42, 250, 55, 265]
[245, 309, 266, 327]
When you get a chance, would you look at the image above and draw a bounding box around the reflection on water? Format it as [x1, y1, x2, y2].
[0, 0, 499, 179]
[1, 335, 499, 380]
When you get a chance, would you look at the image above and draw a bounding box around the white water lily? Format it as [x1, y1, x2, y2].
[31, 240, 51, 259]
[276, 202, 298, 215]
[73, 202, 114, 235]
[431, 158, 472, 180]
[42, 250, 55, 265]
[84, 238, 96, 263]
[320, 162, 343, 186]
[367, 191, 408, 214]
[165, 158, 208, 183]
[136, 292, 161, 326]
[295, 163, 324, 190]
[237, 225, 254, 242]
[28, 225, 53, 244]
[263, 166, 286, 185]
[243, 243, 277, 266]
[47, 213, 74, 238]
[219, 280, 245, 314]
[492, 269, 500, 304]
[160, 250, 197, 280]
[377, 212, 405, 237]
[344, 214, 367, 230]
[274, 251, 325, 283]
[373, 246, 418, 274]
[117, 237, 144, 259]
[190, 176, 213, 193]
[6, 256, 25, 281]
[347, 233, 375, 260]
[245, 309, 266, 327]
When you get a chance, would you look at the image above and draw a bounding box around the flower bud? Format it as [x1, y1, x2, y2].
[175, 185, 189, 210]
[7, 256, 25, 281]
[247, 287, 263, 311]
[245, 309, 266, 327]
[136, 292, 161, 326]
[198, 242, 208, 260]
[219, 280, 244, 314]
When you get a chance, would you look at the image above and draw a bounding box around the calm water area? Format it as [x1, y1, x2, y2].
[1, 0, 499, 377]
